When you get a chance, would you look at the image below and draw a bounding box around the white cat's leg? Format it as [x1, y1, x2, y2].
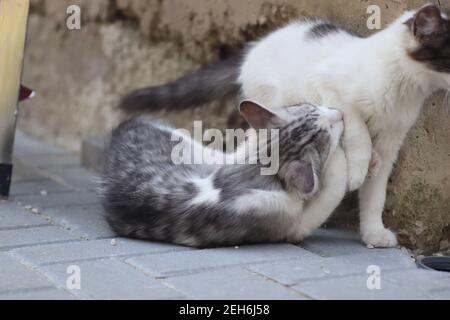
[358, 130, 406, 247]
[368, 149, 382, 179]
[359, 159, 397, 247]
[288, 146, 347, 242]
[342, 109, 372, 192]
[359, 133, 405, 247]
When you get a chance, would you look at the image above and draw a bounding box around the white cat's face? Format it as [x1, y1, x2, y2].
[405, 4, 450, 81]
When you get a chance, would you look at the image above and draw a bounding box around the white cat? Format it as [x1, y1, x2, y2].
[121, 4, 450, 247]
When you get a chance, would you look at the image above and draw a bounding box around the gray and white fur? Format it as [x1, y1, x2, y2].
[100, 101, 344, 248]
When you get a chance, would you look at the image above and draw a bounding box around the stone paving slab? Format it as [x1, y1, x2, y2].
[1, 131, 448, 300]
[13, 131, 65, 156]
[0, 288, 77, 300]
[0, 226, 82, 250]
[40, 204, 115, 239]
[382, 269, 450, 293]
[15, 153, 80, 170]
[291, 274, 432, 300]
[40, 258, 186, 300]
[248, 248, 416, 286]
[13, 191, 100, 210]
[11, 238, 190, 266]
[164, 267, 307, 300]
[81, 136, 109, 172]
[0, 201, 50, 230]
[0, 253, 54, 294]
[11, 161, 46, 183]
[126, 244, 313, 278]
[300, 228, 378, 257]
[428, 288, 450, 299]
[39, 167, 98, 191]
[10, 179, 73, 196]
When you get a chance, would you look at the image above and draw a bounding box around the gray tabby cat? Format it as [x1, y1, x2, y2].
[99, 101, 344, 248]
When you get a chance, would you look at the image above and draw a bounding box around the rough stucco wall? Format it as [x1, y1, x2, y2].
[21, 0, 450, 254]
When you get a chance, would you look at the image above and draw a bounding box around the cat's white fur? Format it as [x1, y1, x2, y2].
[239, 9, 450, 247]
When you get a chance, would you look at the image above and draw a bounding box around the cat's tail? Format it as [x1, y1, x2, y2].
[120, 54, 243, 113]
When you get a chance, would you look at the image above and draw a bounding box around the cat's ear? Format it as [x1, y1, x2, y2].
[290, 159, 319, 199]
[239, 100, 278, 129]
[412, 4, 444, 38]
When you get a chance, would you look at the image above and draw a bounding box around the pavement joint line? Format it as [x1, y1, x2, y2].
[1, 238, 85, 252]
[263, 267, 419, 288]
[34, 257, 191, 300]
[11, 177, 46, 183]
[126, 255, 307, 280]
[11, 245, 191, 267]
[5, 251, 83, 298]
[0, 251, 78, 298]
[0, 286, 62, 296]
[0, 240, 84, 252]
[14, 198, 101, 211]
[10, 204, 62, 228]
[14, 157, 81, 170]
[8, 199, 99, 238]
[0, 287, 62, 297]
[382, 272, 450, 297]
[117, 257, 191, 299]
[29, 167, 86, 193]
[0, 223, 52, 231]
[11, 189, 76, 197]
[158, 279, 194, 299]
[25, 214, 92, 240]
[10, 175, 48, 183]
[241, 266, 313, 299]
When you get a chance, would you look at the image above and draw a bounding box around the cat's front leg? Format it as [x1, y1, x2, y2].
[287, 146, 347, 242]
[342, 109, 372, 192]
[359, 144, 399, 247]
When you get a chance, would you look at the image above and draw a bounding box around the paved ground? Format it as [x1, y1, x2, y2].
[1, 132, 450, 300]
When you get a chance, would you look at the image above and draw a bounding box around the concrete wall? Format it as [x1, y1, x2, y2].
[22, 0, 450, 254]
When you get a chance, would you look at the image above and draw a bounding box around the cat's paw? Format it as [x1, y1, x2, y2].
[286, 227, 310, 244]
[362, 228, 398, 248]
[367, 149, 382, 179]
[347, 165, 368, 192]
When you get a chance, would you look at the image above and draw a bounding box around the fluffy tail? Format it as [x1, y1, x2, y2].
[120, 55, 242, 113]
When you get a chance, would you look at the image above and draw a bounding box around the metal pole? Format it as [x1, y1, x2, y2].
[0, 0, 30, 197]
